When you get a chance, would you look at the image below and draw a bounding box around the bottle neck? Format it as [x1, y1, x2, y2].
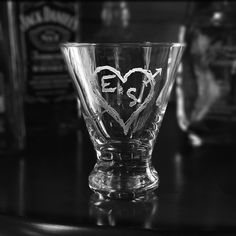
[192, 1, 235, 28]
[101, 1, 130, 29]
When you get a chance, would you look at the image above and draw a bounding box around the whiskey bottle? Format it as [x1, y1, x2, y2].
[6, 1, 81, 144]
[176, 1, 236, 146]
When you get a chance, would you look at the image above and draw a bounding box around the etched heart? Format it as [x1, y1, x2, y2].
[90, 66, 162, 135]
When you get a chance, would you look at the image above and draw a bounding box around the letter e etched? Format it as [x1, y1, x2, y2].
[101, 75, 117, 93]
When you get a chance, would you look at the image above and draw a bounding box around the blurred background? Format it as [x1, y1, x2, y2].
[0, 0, 236, 153]
[0, 2, 236, 233]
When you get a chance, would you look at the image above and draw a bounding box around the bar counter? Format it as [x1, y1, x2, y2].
[0, 103, 235, 235]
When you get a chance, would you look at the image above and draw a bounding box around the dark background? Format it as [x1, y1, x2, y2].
[0, 1, 236, 235]
[80, 1, 189, 42]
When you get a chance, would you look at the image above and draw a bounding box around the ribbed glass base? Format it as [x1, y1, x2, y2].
[89, 158, 159, 199]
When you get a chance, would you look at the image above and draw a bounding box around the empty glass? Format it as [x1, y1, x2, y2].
[61, 42, 184, 199]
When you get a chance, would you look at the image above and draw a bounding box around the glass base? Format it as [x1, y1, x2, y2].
[88, 158, 159, 199]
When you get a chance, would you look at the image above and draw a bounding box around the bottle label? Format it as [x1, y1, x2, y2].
[209, 43, 236, 116]
[191, 30, 236, 119]
[19, 3, 79, 103]
[16, 2, 80, 135]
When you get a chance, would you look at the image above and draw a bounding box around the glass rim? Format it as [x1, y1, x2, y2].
[60, 42, 186, 48]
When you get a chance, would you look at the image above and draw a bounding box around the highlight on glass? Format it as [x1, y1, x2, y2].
[61, 42, 184, 199]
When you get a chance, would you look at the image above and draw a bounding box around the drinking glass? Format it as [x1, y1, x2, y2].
[61, 42, 184, 199]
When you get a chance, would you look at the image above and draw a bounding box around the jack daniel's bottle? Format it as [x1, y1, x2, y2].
[6, 1, 80, 144]
[176, 1, 236, 146]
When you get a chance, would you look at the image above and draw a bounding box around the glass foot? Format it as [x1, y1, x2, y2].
[88, 159, 159, 199]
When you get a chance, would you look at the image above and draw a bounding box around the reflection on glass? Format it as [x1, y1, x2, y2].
[89, 191, 158, 228]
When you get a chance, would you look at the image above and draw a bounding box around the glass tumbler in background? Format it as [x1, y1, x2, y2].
[61, 42, 184, 199]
